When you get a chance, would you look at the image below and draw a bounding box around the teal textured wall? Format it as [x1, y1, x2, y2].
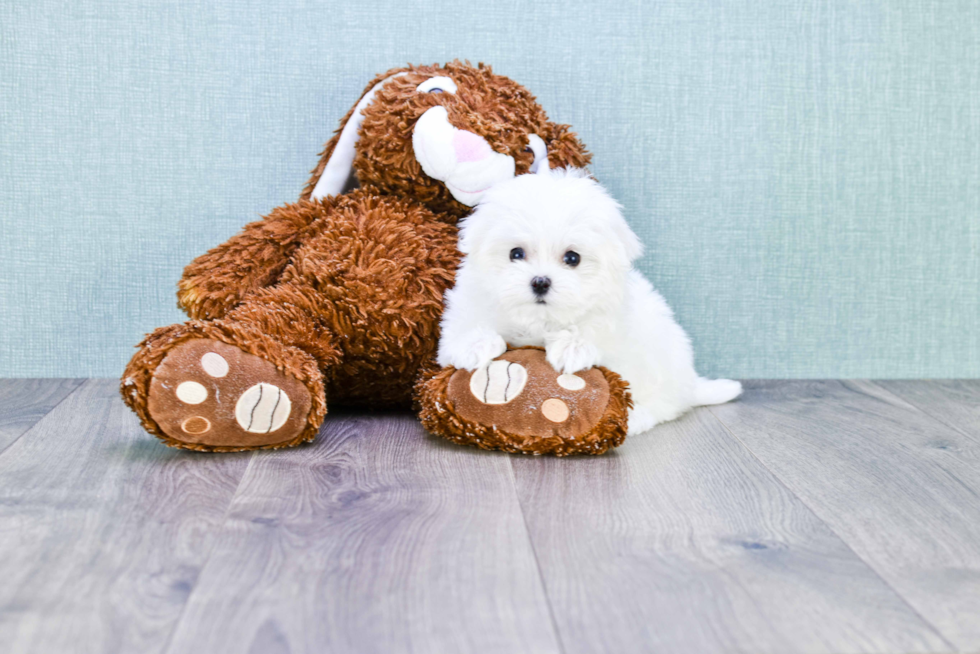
[1, 0, 978, 378]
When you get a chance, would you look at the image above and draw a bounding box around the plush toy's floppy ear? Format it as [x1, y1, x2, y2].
[300, 69, 410, 202]
[544, 123, 592, 171]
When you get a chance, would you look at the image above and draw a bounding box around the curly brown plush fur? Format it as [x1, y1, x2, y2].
[121, 61, 611, 452]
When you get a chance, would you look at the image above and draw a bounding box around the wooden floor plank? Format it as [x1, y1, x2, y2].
[511, 408, 949, 654]
[0, 378, 84, 454]
[710, 380, 980, 652]
[165, 412, 561, 654]
[875, 380, 980, 440]
[0, 379, 252, 654]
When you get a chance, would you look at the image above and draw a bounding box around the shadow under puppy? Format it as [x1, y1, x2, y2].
[437, 167, 742, 434]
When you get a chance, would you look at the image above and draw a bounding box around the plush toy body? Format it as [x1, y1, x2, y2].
[121, 61, 628, 453]
[126, 189, 456, 449]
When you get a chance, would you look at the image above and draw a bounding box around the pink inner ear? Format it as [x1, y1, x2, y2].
[453, 130, 492, 163]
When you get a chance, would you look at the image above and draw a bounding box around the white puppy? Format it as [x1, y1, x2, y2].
[437, 167, 742, 435]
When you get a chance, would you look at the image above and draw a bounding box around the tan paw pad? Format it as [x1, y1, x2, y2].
[181, 416, 211, 434]
[541, 398, 570, 423]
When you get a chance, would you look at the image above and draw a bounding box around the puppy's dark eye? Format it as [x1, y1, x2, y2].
[563, 251, 581, 267]
[509, 247, 525, 261]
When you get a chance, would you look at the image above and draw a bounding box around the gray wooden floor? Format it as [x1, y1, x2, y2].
[1, 380, 979, 654]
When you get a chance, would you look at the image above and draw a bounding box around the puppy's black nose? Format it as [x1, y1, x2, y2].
[531, 276, 551, 296]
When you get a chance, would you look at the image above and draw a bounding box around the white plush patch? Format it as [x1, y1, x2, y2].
[416, 76, 457, 94]
[175, 381, 207, 405]
[412, 106, 517, 206]
[235, 383, 292, 433]
[469, 360, 527, 404]
[311, 72, 408, 201]
[200, 352, 229, 378]
[526, 134, 548, 173]
[556, 373, 586, 391]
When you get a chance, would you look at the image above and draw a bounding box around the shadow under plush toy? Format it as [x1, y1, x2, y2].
[121, 61, 631, 455]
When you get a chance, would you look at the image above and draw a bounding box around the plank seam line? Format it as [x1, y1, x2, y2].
[866, 380, 980, 447]
[507, 457, 568, 654]
[160, 451, 258, 654]
[0, 378, 86, 459]
[704, 402, 957, 654]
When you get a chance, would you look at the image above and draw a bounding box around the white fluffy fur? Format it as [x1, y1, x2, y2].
[437, 167, 742, 435]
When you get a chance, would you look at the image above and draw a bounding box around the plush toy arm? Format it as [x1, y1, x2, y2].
[177, 200, 325, 320]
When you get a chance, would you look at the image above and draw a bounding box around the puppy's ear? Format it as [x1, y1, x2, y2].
[301, 67, 411, 201]
[583, 175, 643, 263]
[457, 207, 492, 255]
[609, 209, 644, 263]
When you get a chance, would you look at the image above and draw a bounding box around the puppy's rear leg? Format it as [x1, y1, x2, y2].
[627, 398, 686, 435]
[627, 406, 658, 435]
[694, 378, 743, 406]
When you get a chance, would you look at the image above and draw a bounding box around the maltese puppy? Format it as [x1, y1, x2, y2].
[437, 167, 742, 435]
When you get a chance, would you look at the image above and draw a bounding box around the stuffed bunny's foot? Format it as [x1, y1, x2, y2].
[145, 339, 314, 450]
[418, 348, 632, 456]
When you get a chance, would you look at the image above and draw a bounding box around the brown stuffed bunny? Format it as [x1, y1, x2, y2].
[121, 61, 630, 454]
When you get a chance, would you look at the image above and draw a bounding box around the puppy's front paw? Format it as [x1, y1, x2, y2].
[439, 329, 507, 371]
[545, 331, 600, 374]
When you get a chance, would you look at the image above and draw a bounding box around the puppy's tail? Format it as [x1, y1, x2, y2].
[694, 378, 742, 406]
